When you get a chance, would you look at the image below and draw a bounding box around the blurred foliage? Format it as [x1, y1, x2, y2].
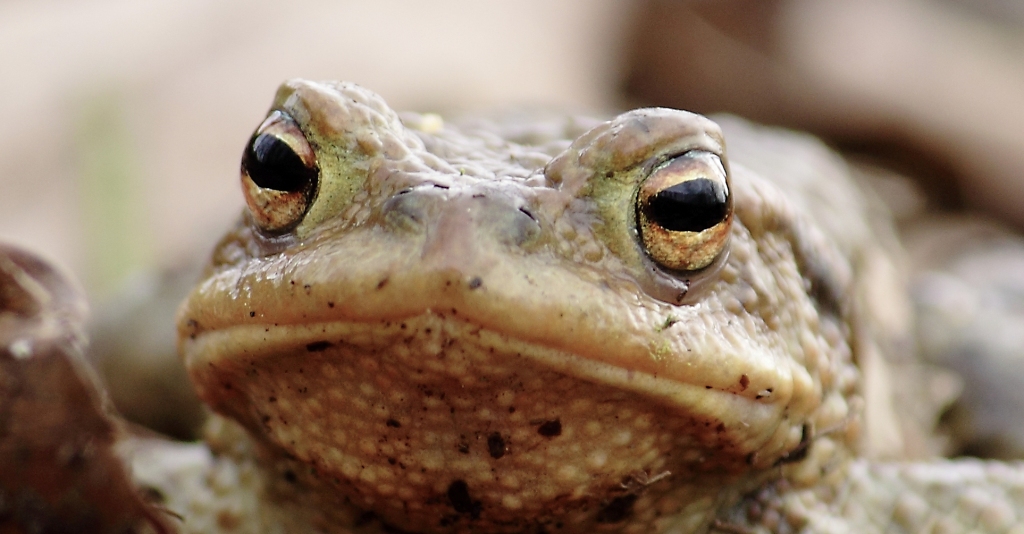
[75, 92, 151, 297]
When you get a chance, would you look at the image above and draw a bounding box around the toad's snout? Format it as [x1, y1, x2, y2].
[380, 183, 543, 269]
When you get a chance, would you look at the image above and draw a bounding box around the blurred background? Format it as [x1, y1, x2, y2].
[2, 0, 1024, 448]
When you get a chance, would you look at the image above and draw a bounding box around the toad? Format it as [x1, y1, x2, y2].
[8, 80, 1024, 533]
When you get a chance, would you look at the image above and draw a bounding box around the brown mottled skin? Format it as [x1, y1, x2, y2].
[127, 81, 1024, 533]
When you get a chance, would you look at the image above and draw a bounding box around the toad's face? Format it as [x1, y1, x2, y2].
[178, 80, 856, 532]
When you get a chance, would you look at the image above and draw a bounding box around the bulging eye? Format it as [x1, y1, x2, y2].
[241, 110, 319, 233]
[637, 151, 731, 272]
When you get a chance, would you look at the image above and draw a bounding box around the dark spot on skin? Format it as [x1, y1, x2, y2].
[249, 311, 256, 318]
[508, 407, 515, 414]
[705, 385, 712, 389]
[222, 382, 233, 390]
[537, 419, 562, 437]
[306, 341, 333, 352]
[377, 277, 389, 290]
[269, 396, 277, 402]
[457, 441, 470, 454]
[468, 277, 483, 289]
[386, 419, 401, 428]
[328, 301, 335, 308]
[739, 374, 749, 390]
[284, 470, 297, 483]
[387, 458, 397, 465]
[447, 480, 481, 518]
[716, 423, 726, 432]
[595, 494, 638, 523]
[487, 432, 506, 459]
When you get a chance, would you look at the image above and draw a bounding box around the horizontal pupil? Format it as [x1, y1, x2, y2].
[242, 134, 314, 192]
[646, 178, 727, 232]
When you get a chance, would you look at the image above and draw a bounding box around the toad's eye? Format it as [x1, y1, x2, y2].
[637, 151, 731, 272]
[241, 110, 319, 233]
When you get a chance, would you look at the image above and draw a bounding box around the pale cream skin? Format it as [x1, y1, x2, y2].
[159, 81, 1024, 533]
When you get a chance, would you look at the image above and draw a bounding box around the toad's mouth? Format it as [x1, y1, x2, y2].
[185, 309, 800, 532]
[181, 308, 805, 479]
[178, 239, 802, 410]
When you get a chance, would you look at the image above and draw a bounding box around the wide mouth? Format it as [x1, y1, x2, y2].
[179, 227, 796, 397]
[182, 305, 803, 466]
[183, 310, 798, 530]
[184, 311, 769, 419]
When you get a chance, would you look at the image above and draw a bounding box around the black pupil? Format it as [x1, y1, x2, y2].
[645, 178, 728, 232]
[242, 133, 315, 192]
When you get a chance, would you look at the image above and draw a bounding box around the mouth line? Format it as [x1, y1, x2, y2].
[183, 310, 779, 422]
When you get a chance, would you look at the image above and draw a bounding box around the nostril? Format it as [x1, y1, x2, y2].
[492, 202, 541, 247]
[382, 189, 433, 232]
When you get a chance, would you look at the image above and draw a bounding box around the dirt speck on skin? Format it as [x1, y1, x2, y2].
[487, 432, 506, 459]
[447, 480, 481, 518]
[537, 419, 562, 437]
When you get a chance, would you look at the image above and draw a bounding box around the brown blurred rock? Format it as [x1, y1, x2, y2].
[0, 245, 174, 534]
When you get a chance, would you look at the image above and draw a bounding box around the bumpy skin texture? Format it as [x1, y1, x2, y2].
[145, 81, 1024, 533]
